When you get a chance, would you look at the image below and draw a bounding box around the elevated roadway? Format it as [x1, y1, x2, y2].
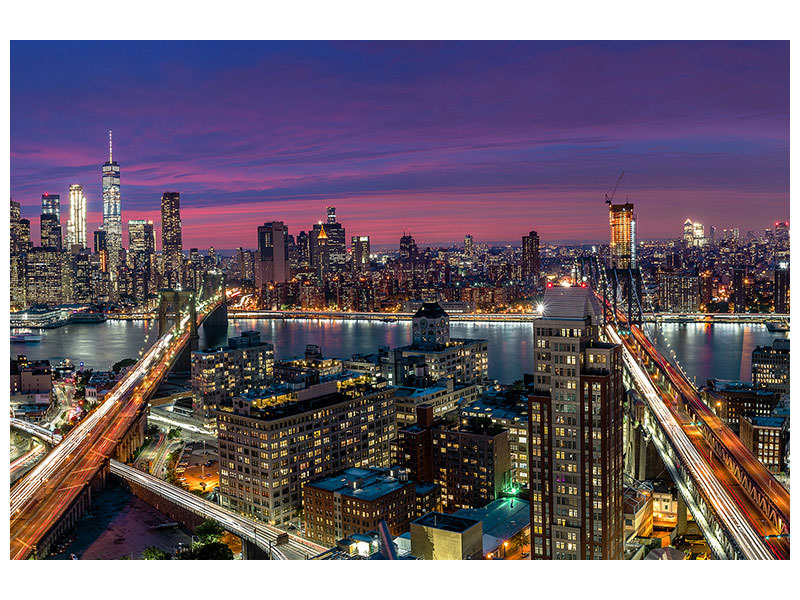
[10, 292, 222, 560]
[605, 310, 789, 559]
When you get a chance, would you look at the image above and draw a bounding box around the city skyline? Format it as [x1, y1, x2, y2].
[11, 41, 789, 248]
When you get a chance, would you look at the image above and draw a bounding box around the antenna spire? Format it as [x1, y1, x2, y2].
[108, 130, 113, 162]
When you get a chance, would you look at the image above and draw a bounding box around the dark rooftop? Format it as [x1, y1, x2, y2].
[412, 512, 480, 533]
[413, 302, 447, 320]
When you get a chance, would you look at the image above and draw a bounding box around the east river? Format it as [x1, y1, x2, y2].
[11, 318, 788, 386]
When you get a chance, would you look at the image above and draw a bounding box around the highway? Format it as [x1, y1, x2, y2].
[10, 294, 221, 560]
[109, 460, 326, 560]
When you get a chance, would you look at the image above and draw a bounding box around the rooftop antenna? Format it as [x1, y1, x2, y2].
[108, 130, 113, 162]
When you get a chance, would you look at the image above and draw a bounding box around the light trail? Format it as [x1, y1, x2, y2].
[10, 294, 224, 559]
[607, 325, 775, 559]
[109, 460, 325, 559]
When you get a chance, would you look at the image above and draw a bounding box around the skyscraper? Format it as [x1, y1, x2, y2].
[464, 234, 474, 259]
[312, 206, 346, 272]
[312, 224, 331, 281]
[399, 234, 417, 260]
[774, 262, 789, 314]
[609, 202, 636, 269]
[10, 200, 26, 309]
[40, 213, 62, 250]
[102, 131, 122, 281]
[255, 221, 289, 292]
[41, 193, 60, 222]
[528, 285, 624, 559]
[731, 266, 751, 313]
[522, 230, 540, 283]
[128, 219, 156, 300]
[160, 192, 183, 288]
[351, 235, 370, 273]
[66, 184, 87, 250]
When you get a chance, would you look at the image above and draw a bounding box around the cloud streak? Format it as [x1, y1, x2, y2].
[10, 41, 789, 248]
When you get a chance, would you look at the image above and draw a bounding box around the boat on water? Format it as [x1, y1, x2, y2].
[766, 321, 790, 333]
[11, 329, 43, 343]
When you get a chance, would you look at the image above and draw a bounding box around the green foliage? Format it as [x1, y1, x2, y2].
[176, 541, 233, 560]
[195, 519, 224, 543]
[168, 428, 181, 439]
[73, 369, 94, 399]
[112, 358, 137, 373]
[142, 546, 172, 560]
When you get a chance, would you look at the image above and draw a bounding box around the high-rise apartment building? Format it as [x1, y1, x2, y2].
[528, 285, 624, 559]
[256, 221, 289, 291]
[66, 184, 87, 250]
[215, 377, 395, 524]
[609, 202, 636, 269]
[102, 131, 122, 281]
[191, 330, 274, 426]
[160, 192, 183, 288]
[396, 404, 511, 513]
[522, 230, 540, 283]
[351, 235, 370, 273]
[41, 193, 60, 222]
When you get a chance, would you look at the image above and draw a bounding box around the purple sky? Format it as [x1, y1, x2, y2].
[10, 41, 789, 249]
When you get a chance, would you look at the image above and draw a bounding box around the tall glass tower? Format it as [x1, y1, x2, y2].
[41, 193, 61, 222]
[102, 130, 122, 280]
[67, 184, 87, 250]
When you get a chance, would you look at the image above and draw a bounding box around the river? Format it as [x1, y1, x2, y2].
[10, 318, 787, 386]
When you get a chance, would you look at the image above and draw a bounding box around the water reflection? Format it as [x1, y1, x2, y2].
[11, 319, 784, 386]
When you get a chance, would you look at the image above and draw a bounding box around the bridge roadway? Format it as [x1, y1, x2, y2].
[11, 420, 326, 559]
[9, 295, 221, 560]
[109, 461, 326, 560]
[607, 318, 789, 559]
[625, 323, 789, 557]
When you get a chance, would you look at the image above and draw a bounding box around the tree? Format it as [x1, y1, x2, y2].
[142, 546, 172, 560]
[112, 358, 137, 373]
[176, 541, 233, 560]
[193, 542, 234, 560]
[195, 519, 224, 543]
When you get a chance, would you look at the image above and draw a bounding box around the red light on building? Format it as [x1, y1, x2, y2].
[547, 282, 553, 288]
[581, 282, 587, 288]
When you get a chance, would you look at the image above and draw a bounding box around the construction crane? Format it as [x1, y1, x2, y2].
[604, 171, 625, 205]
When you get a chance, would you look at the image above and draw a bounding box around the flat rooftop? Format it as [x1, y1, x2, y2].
[744, 416, 786, 428]
[462, 402, 527, 423]
[412, 512, 480, 533]
[453, 497, 530, 552]
[306, 467, 410, 502]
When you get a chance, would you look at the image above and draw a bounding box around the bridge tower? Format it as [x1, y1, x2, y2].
[157, 288, 199, 372]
